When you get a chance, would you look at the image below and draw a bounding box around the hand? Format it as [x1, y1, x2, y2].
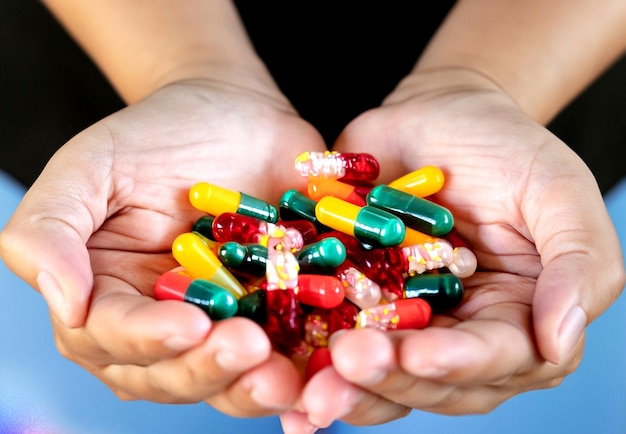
[292, 68, 625, 428]
[0, 74, 327, 417]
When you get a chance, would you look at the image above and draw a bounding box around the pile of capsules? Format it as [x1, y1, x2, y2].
[154, 151, 477, 377]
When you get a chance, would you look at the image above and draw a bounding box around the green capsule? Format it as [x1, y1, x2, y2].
[403, 273, 464, 311]
[192, 215, 216, 241]
[315, 196, 406, 248]
[279, 189, 329, 231]
[218, 241, 268, 276]
[297, 237, 347, 271]
[366, 184, 454, 237]
[236, 289, 267, 324]
[185, 279, 239, 319]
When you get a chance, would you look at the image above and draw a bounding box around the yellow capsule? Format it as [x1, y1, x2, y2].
[189, 182, 278, 222]
[388, 166, 445, 198]
[315, 196, 405, 247]
[172, 232, 247, 299]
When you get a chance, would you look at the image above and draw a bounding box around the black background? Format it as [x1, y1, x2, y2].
[2, 1, 625, 193]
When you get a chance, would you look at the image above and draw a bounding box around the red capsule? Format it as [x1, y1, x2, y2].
[295, 151, 380, 182]
[296, 274, 345, 309]
[212, 212, 318, 247]
[305, 347, 333, 382]
[356, 298, 432, 330]
[264, 287, 305, 356]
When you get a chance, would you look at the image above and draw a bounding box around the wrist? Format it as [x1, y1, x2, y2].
[384, 67, 513, 107]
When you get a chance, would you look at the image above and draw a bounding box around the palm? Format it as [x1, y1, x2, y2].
[298, 74, 621, 426]
[43, 80, 327, 414]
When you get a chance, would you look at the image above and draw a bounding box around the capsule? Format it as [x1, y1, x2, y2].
[236, 289, 267, 324]
[307, 178, 370, 206]
[172, 232, 247, 299]
[279, 189, 329, 231]
[154, 270, 238, 319]
[402, 240, 477, 278]
[404, 273, 464, 311]
[388, 166, 445, 197]
[366, 184, 454, 237]
[315, 196, 405, 248]
[305, 347, 333, 381]
[217, 242, 268, 276]
[297, 237, 347, 272]
[212, 212, 317, 247]
[356, 298, 432, 330]
[294, 151, 380, 182]
[335, 258, 382, 309]
[189, 182, 278, 223]
[265, 248, 300, 290]
[296, 274, 345, 309]
[191, 215, 217, 241]
[264, 287, 304, 356]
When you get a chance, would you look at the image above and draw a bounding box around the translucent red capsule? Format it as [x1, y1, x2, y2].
[294, 151, 380, 183]
[264, 287, 305, 356]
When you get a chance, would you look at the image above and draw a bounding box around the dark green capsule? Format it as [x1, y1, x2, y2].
[236, 289, 267, 324]
[192, 215, 216, 241]
[279, 189, 329, 231]
[218, 241, 268, 276]
[297, 237, 347, 271]
[403, 273, 464, 311]
[238, 192, 278, 223]
[186, 279, 239, 319]
[366, 184, 454, 237]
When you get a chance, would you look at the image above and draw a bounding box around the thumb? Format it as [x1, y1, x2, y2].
[0, 160, 105, 328]
[531, 192, 625, 364]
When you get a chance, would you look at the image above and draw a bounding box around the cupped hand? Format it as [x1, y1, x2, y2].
[0, 75, 327, 416]
[294, 68, 625, 428]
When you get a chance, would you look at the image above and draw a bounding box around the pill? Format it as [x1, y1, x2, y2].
[297, 237, 347, 272]
[367, 184, 454, 237]
[294, 151, 380, 182]
[404, 273, 464, 311]
[189, 182, 278, 223]
[172, 232, 247, 299]
[296, 274, 345, 309]
[334, 258, 382, 309]
[388, 165, 445, 197]
[154, 270, 238, 319]
[356, 298, 432, 330]
[217, 241, 268, 276]
[315, 196, 405, 247]
[307, 178, 370, 206]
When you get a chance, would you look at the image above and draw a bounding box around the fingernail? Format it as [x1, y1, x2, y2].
[557, 305, 587, 363]
[281, 411, 319, 434]
[37, 271, 67, 322]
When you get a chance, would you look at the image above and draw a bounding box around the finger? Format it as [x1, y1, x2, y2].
[99, 318, 284, 411]
[206, 351, 303, 417]
[279, 411, 319, 434]
[302, 366, 409, 428]
[0, 140, 111, 327]
[529, 174, 626, 363]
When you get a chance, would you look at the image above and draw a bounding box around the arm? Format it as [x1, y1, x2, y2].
[42, 0, 273, 103]
[415, 0, 626, 124]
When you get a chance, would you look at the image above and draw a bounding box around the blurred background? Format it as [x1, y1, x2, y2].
[1, 1, 625, 433]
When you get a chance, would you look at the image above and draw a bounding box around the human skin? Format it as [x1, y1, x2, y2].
[1, 0, 626, 433]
